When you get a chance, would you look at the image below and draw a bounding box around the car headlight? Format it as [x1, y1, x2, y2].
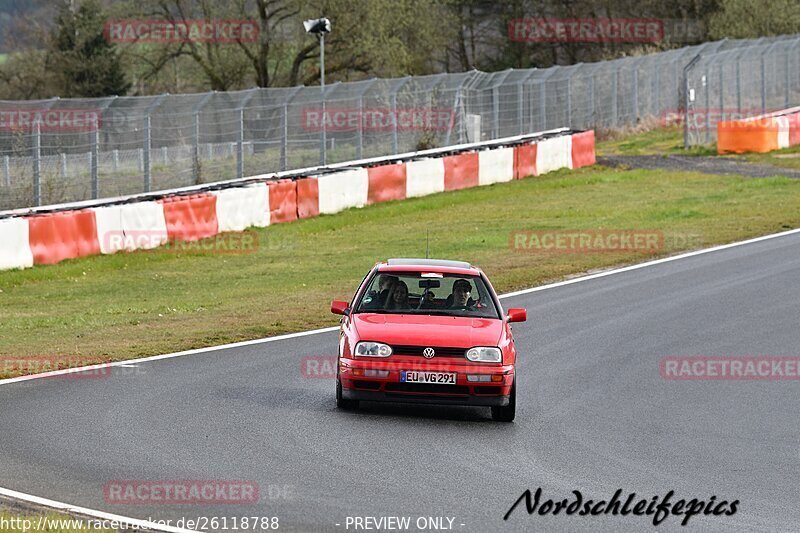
[466, 346, 502, 363]
[354, 341, 393, 357]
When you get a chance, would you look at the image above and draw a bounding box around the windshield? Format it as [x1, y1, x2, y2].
[354, 272, 500, 319]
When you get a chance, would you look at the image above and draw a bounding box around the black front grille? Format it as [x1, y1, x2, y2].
[385, 383, 470, 395]
[352, 380, 381, 390]
[473, 386, 502, 395]
[390, 345, 466, 358]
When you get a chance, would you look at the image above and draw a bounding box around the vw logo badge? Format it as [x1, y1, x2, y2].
[423, 347, 435, 359]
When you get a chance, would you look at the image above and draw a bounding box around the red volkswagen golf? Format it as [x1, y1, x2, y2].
[331, 258, 526, 422]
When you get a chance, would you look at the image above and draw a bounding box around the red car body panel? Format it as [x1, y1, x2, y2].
[334, 260, 524, 408]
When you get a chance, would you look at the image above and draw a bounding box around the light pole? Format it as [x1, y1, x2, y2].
[304, 18, 331, 165]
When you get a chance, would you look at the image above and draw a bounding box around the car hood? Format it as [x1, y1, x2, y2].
[352, 313, 503, 348]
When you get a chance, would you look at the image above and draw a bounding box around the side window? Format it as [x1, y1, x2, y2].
[353, 269, 376, 305]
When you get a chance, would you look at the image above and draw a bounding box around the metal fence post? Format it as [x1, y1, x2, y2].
[280, 86, 303, 172]
[761, 51, 767, 113]
[357, 95, 365, 159]
[60, 153, 67, 178]
[281, 103, 289, 171]
[3, 155, 10, 187]
[32, 120, 41, 206]
[719, 63, 724, 120]
[236, 90, 257, 180]
[143, 95, 166, 193]
[445, 74, 470, 146]
[91, 128, 99, 199]
[237, 108, 245, 179]
[566, 76, 572, 127]
[612, 69, 619, 127]
[192, 91, 214, 184]
[704, 68, 710, 144]
[143, 114, 151, 192]
[391, 77, 410, 154]
[786, 41, 799, 108]
[632, 68, 638, 123]
[539, 81, 546, 130]
[683, 55, 701, 149]
[736, 58, 742, 113]
[492, 86, 500, 139]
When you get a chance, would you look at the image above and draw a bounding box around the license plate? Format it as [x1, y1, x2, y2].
[401, 371, 456, 385]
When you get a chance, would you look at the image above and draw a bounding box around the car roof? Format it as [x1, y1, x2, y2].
[378, 258, 481, 276]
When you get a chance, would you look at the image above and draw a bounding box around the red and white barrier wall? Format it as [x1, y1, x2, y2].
[717, 106, 800, 154]
[0, 129, 595, 271]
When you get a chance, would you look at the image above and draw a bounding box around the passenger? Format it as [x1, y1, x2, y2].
[447, 279, 475, 309]
[418, 289, 438, 309]
[384, 281, 411, 311]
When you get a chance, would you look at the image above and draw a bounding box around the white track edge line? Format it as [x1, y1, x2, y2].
[500, 227, 800, 298]
[0, 486, 198, 533]
[0, 326, 338, 386]
[1, 225, 799, 528]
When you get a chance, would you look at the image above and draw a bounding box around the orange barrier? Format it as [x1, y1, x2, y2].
[443, 152, 479, 191]
[161, 194, 219, 242]
[367, 163, 407, 204]
[268, 179, 297, 223]
[296, 177, 319, 219]
[571, 130, 596, 168]
[27, 210, 100, 265]
[717, 120, 780, 154]
[513, 143, 537, 179]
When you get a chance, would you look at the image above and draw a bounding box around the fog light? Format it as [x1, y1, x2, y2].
[467, 375, 492, 382]
[363, 369, 389, 378]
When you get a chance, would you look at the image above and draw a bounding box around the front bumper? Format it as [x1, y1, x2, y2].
[342, 388, 510, 406]
[339, 356, 514, 407]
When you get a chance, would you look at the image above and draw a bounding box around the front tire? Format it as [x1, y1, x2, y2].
[491, 379, 515, 422]
[336, 376, 359, 410]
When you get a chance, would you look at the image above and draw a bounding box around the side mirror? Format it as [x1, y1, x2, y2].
[331, 300, 350, 315]
[507, 308, 527, 323]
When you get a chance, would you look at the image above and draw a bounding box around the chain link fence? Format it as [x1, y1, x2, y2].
[1, 35, 798, 211]
[684, 35, 800, 147]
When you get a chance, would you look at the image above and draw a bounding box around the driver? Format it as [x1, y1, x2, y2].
[364, 274, 398, 309]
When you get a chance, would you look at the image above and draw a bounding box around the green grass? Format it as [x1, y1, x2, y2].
[597, 126, 716, 156]
[0, 54, 7, 65]
[738, 143, 800, 170]
[0, 511, 116, 532]
[599, 125, 800, 165]
[1, 164, 800, 376]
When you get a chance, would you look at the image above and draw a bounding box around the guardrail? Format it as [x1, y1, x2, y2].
[0, 128, 595, 271]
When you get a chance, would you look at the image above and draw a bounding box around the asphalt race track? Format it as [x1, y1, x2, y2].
[2, 233, 800, 532]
